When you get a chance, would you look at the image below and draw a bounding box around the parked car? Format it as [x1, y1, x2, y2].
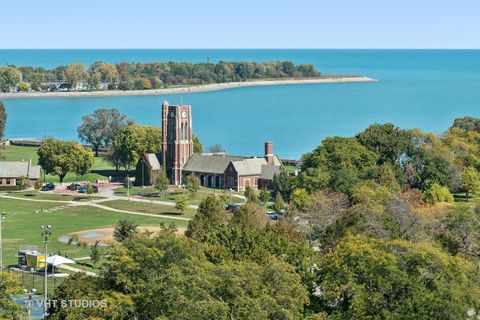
[40, 183, 55, 191]
[78, 184, 99, 194]
[225, 204, 240, 213]
[67, 183, 81, 191]
[268, 213, 280, 220]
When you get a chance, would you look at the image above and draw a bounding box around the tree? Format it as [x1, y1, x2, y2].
[184, 175, 200, 199]
[207, 143, 225, 153]
[37, 138, 94, 182]
[356, 123, 413, 164]
[244, 185, 258, 203]
[175, 195, 189, 215]
[18, 82, 29, 92]
[0, 271, 23, 319]
[90, 240, 102, 266]
[110, 125, 162, 171]
[0, 101, 5, 141]
[113, 220, 138, 242]
[232, 202, 268, 230]
[291, 188, 313, 211]
[273, 169, 295, 201]
[154, 169, 169, 196]
[65, 63, 86, 90]
[423, 183, 454, 204]
[259, 187, 271, 205]
[301, 137, 379, 194]
[315, 234, 480, 319]
[192, 135, 203, 154]
[460, 166, 480, 198]
[0, 67, 22, 92]
[452, 116, 480, 132]
[186, 196, 228, 240]
[273, 192, 285, 213]
[77, 108, 132, 156]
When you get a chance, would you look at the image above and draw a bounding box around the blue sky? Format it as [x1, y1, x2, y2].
[2, 0, 479, 48]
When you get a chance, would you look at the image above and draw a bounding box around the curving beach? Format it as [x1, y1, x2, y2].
[0, 76, 377, 99]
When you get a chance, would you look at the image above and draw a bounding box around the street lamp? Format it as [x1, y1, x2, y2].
[41, 225, 52, 319]
[0, 212, 5, 270]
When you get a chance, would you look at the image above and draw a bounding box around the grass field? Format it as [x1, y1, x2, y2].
[0, 198, 189, 266]
[2, 190, 103, 202]
[114, 185, 246, 205]
[1, 145, 129, 183]
[101, 199, 197, 218]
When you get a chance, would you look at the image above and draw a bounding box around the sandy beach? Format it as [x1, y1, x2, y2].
[0, 76, 377, 99]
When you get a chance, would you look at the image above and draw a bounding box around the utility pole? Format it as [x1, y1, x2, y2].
[0, 212, 5, 270]
[41, 224, 52, 319]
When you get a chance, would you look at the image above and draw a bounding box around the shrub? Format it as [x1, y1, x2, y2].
[423, 183, 454, 204]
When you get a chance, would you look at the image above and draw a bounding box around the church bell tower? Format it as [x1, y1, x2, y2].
[162, 101, 193, 185]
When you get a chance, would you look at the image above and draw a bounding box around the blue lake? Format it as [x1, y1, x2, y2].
[2, 49, 480, 159]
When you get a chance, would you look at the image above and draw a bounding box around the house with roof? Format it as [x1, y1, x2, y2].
[0, 160, 41, 189]
[136, 101, 283, 191]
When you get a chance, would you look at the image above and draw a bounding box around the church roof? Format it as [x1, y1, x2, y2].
[143, 153, 162, 170]
[232, 158, 268, 176]
[260, 164, 282, 180]
[183, 154, 245, 174]
[0, 160, 41, 179]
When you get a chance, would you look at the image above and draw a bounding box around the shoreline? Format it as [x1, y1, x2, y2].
[0, 76, 377, 99]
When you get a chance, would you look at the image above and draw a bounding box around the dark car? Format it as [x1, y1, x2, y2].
[268, 213, 280, 220]
[79, 184, 99, 194]
[67, 183, 81, 191]
[92, 185, 98, 193]
[225, 204, 240, 213]
[41, 183, 55, 191]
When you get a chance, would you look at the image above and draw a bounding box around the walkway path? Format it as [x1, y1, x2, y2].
[60, 264, 96, 276]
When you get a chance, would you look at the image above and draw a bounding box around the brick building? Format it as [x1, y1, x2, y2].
[138, 101, 282, 191]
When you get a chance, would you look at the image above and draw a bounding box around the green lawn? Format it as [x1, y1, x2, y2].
[114, 185, 245, 205]
[2, 190, 103, 202]
[1, 145, 128, 183]
[101, 200, 197, 219]
[0, 198, 189, 266]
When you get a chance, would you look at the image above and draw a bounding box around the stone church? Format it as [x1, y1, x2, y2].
[136, 101, 282, 191]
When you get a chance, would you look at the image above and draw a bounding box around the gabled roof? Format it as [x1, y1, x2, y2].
[232, 158, 268, 176]
[143, 153, 162, 171]
[183, 154, 246, 174]
[0, 161, 41, 179]
[260, 164, 282, 180]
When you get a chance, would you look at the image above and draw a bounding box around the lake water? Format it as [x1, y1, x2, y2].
[2, 50, 480, 159]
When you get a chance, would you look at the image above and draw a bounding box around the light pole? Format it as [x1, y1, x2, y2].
[41, 224, 52, 319]
[0, 212, 5, 270]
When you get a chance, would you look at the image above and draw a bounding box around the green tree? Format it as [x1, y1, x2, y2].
[0, 101, 5, 141]
[273, 192, 286, 212]
[48, 273, 134, 319]
[423, 183, 454, 204]
[110, 125, 162, 171]
[18, 82, 29, 92]
[37, 138, 94, 182]
[460, 166, 480, 198]
[0, 271, 23, 319]
[184, 175, 200, 199]
[90, 240, 102, 266]
[0, 67, 22, 92]
[301, 137, 379, 194]
[232, 202, 268, 230]
[77, 108, 132, 156]
[356, 123, 413, 164]
[244, 185, 259, 203]
[175, 195, 189, 215]
[315, 234, 480, 319]
[193, 134, 203, 153]
[259, 187, 271, 205]
[291, 188, 313, 211]
[154, 169, 169, 196]
[186, 196, 228, 240]
[113, 219, 138, 242]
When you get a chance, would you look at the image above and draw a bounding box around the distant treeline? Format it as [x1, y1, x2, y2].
[0, 60, 320, 92]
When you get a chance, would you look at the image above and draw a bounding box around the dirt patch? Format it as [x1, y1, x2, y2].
[60, 226, 186, 246]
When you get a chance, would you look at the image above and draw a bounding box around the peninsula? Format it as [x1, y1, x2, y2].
[0, 76, 376, 99]
[0, 60, 375, 99]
